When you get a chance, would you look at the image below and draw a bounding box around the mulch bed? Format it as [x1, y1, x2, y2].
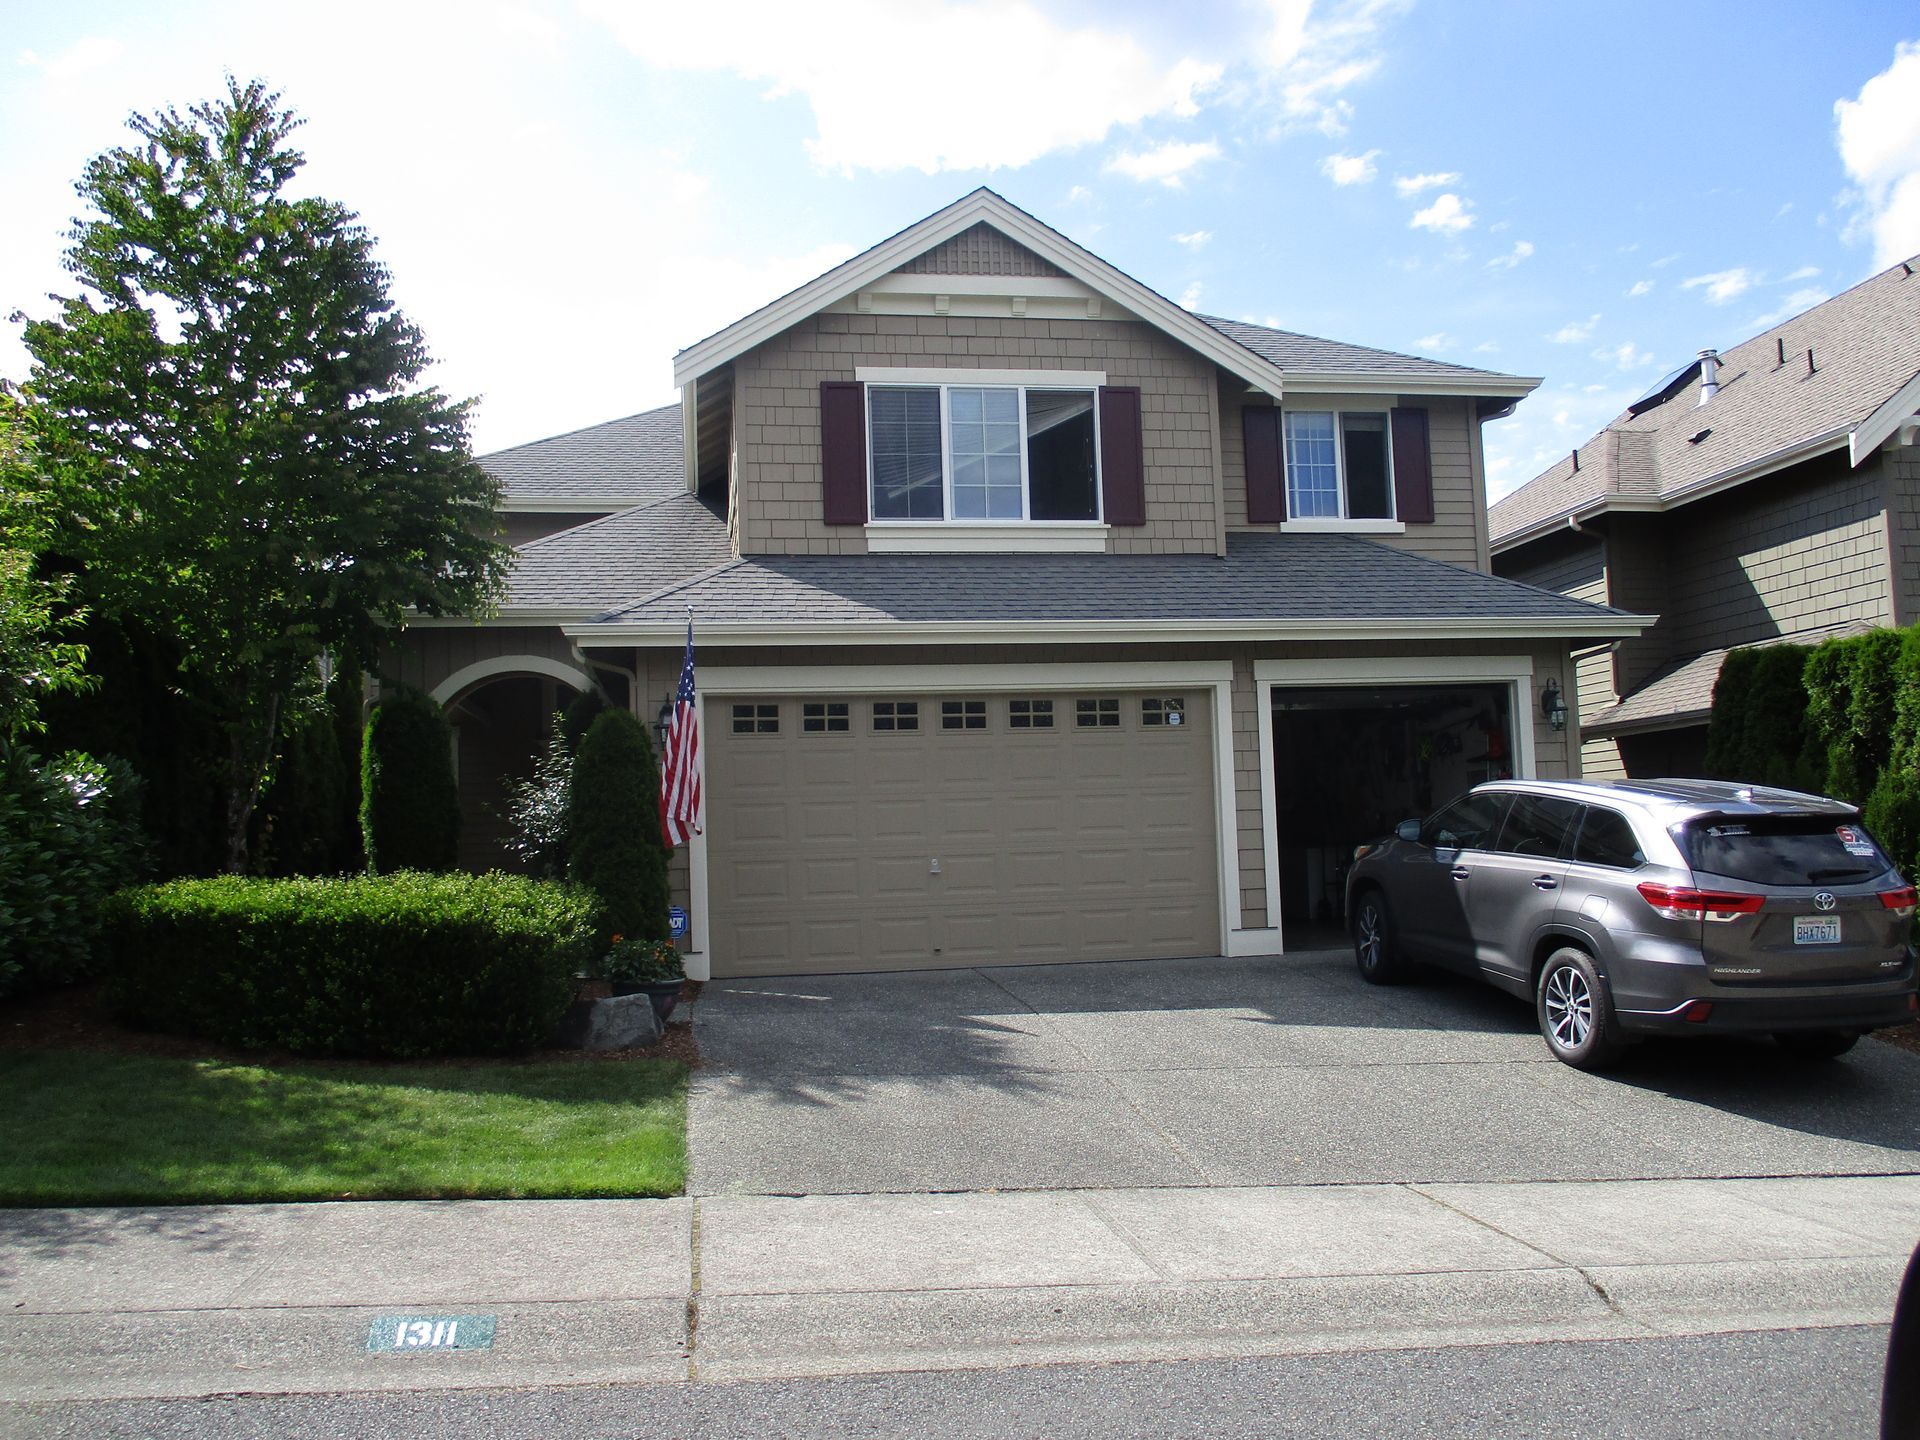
[0, 981, 702, 1070]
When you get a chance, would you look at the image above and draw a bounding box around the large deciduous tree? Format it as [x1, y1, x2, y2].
[18, 79, 507, 870]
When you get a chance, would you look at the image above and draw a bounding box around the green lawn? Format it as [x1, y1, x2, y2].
[0, 1051, 688, 1206]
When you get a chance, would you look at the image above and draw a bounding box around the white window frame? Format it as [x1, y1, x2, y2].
[1280, 408, 1404, 533]
[858, 367, 1107, 530]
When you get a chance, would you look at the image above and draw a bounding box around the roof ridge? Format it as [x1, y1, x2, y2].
[479, 403, 679, 462]
[1343, 531, 1633, 616]
[511, 490, 707, 554]
[599, 556, 748, 620]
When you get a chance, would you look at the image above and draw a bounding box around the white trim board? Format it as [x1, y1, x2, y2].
[686, 660, 1241, 978]
[855, 366, 1107, 387]
[430, 654, 592, 707]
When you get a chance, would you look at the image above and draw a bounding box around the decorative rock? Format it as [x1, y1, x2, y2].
[556, 992, 664, 1050]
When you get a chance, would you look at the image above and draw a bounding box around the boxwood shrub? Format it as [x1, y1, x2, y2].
[104, 872, 599, 1057]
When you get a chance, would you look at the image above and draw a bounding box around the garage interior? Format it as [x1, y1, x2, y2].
[1271, 683, 1515, 950]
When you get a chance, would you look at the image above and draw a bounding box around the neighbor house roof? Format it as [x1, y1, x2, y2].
[561, 532, 1645, 645]
[480, 405, 684, 511]
[505, 492, 731, 612]
[1491, 254, 1920, 553]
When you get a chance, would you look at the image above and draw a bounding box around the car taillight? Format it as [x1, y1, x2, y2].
[1878, 886, 1917, 917]
[1636, 882, 1765, 923]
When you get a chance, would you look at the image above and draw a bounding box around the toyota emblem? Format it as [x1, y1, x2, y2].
[1813, 892, 1837, 912]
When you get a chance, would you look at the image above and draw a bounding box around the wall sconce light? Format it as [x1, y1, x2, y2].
[655, 697, 675, 750]
[1540, 677, 1568, 733]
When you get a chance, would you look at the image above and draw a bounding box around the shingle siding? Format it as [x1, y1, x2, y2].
[895, 222, 1066, 278]
[1881, 446, 1920, 626]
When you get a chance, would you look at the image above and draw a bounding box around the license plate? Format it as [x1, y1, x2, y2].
[1793, 915, 1842, 945]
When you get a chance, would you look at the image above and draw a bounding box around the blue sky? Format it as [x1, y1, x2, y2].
[4, 0, 1917, 498]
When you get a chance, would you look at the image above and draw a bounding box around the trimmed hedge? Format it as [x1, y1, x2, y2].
[104, 872, 598, 1057]
[568, 709, 669, 943]
[1703, 643, 1824, 793]
[360, 688, 460, 873]
[1804, 628, 1904, 805]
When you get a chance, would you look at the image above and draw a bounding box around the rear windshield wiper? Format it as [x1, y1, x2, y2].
[1806, 867, 1874, 882]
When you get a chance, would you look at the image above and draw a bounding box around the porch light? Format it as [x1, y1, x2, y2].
[656, 697, 675, 750]
[1540, 677, 1568, 732]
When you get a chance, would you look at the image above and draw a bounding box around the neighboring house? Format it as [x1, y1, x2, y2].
[1491, 257, 1920, 781]
[398, 188, 1642, 979]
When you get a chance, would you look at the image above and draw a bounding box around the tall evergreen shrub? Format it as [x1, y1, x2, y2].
[567, 709, 668, 941]
[360, 688, 460, 873]
[1804, 629, 1903, 804]
[1703, 648, 1760, 779]
[1865, 628, 1920, 883]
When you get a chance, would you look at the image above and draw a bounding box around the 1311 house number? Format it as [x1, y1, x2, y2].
[366, 1314, 496, 1353]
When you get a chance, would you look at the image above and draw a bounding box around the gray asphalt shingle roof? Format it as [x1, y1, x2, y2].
[1491, 254, 1920, 549]
[508, 493, 730, 611]
[481, 405, 685, 508]
[1197, 316, 1517, 383]
[588, 531, 1631, 630]
[1582, 621, 1873, 736]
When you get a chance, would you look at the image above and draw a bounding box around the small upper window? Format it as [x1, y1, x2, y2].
[1284, 411, 1394, 521]
[870, 383, 1100, 524]
[873, 700, 919, 733]
[1574, 808, 1645, 870]
[1076, 697, 1121, 728]
[732, 704, 779, 735]
[941, 699, 987, 731]
[1008, 698, 1054, 730]
[1141, 697, 1187, 728]
[802, 701, 850, 734]
[1420, 793, 1509, 851]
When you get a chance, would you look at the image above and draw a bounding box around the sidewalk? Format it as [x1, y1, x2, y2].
[3, 1174, 1916, 1400]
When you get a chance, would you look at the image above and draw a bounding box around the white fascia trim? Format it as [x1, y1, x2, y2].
[1227, 928, 1286, 957]
[681, 382, 700, 495]
[865, 523, 1109, 554]
[669, 190, 1296, 399]
[500, 499, 649, 514]
[1851, 369, 1920, 465]
[1279, 518, 1406, 535]
[1282, 373, 1542, 399]
[687, 659, 1242, 963]
[568, 616, 1656, 647]
[409, 610, 590, 627]
[856, 366, 1107, 387]
[431, 653, 593, 706]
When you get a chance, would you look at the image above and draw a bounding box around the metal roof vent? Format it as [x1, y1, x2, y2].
[1697, 349, 1720, 406]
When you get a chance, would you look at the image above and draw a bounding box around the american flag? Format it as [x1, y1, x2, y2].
[659, 616, 702, 847]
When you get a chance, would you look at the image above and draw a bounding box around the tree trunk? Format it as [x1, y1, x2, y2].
[222, 688, 282, 874]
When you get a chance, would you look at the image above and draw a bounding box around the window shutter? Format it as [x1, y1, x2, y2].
[1390, 407, 1434, 524]
[820, 380, 867, 525]
[1243, 404, 1285, 524]
[1098, 385, 1146, 527]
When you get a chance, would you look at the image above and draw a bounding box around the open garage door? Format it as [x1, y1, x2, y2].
[706, 690, 1219, 976]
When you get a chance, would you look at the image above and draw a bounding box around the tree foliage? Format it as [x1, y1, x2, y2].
[360, 689, 460, 874]
[568, 709, 669, 942]
[0, 395, 91, 742]
[16, 79, 507, 870]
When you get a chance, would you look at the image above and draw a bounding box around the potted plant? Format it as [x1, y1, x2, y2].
[603, 935, 686, 1022]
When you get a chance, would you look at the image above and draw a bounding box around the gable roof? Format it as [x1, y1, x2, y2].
[673, 189, 1540, 402]
[480, 405, 684, 511]
[1491, 254, 1920, 553]
[506, 492, 730, 612]
[563, 532, 1643, 645]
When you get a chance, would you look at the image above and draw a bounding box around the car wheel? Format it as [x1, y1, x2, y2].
[1535, 947, 1624, 1070]
[1772, 1029, 1859, 1059]
[1352, 890, 1411, 985]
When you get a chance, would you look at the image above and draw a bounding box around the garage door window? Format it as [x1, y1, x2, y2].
[1141, 697, 1187, 727]
[732, 703, 779, 734]
[1008, 698, 1054, 729]
[873, 700, 919, 733]
[941, 699, 987, 731]
[1076, 697, 1120, 728]
[802, 701, 850, 734]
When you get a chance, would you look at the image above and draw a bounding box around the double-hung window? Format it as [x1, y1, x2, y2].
[1283, 411, 1393, 521]
[868, 382, 1101, 523]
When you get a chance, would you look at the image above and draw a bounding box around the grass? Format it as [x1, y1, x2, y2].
[0, 1051, 688, 1206]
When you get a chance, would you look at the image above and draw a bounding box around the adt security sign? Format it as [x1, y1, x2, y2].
[668, 906, 688, 940]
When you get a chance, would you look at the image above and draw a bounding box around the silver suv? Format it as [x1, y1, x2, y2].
[1345, 778, 1919, 1068]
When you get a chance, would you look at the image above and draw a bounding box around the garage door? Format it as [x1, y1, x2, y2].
[707, 690, 1218, 976]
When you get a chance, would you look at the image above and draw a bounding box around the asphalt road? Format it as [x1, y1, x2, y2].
[5, 1326, 1890, 1440]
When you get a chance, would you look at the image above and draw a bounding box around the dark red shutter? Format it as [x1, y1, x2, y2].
[1098, 385, 1145, 526]
[820, 380, 867, 525]
[1390, 406, 1433, 524]
[1243, 404, 1285, 524]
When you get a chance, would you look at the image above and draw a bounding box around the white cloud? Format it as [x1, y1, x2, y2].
[1321, 149, 1382, 185]
[1179, 281, 1205, 310]
[586, 0, 1224, 174]
[1835, 40, 1920, 267]
[1593, 341, 1657, 371]
[1782, 264, 1821, 281]
[1409, 192, 1473, 234]
[1172, 229, 1213, 249]
[1486, 239, 1534, 271]
[1107, 139, 1221, 188]
[1747, 286, 1831, 329]
[1258, 0, 1398, 135]
[1472, 340, 1499, 354]
[1483, 381, 1640, 500]
[1650, 252, 1681, 268]
[1067, 185, 1094, 204]
[1547, 314, 1601, 343]
[1626, 279, 1655, 297]
[1393, 170, 1460, 198]
[1681, 266, 1755, 303]
[16, 36, 125, 83]
[1414, 331, 1451, 352]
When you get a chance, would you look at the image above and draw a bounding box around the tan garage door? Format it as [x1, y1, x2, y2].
[707, 691, 1218, 976]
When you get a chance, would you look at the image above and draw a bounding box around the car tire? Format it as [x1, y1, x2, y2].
[1352, 889, 1412, 985]
[1535, 947, 1624, 1070]
[1772, 1029, 1859, 1059]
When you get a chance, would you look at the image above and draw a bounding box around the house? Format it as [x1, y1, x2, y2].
[1491, 257, 1920, 780]
[396, 189, 1643, 979]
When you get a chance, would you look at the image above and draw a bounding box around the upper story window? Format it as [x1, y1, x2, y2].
[1283, 411, 1393, 521]
[869, 383, 1100, 524]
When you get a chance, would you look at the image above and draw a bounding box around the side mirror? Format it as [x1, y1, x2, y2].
[1395, 819, 1421, 843]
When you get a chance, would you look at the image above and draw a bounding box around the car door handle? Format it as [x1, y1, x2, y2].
[1451, 866, 1470, 881]
[1532, 875, 1558, 890]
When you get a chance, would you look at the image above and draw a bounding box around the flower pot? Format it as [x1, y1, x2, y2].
[639, 980, 681, 1023]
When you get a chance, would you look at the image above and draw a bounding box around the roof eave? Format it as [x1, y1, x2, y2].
[1281, 372, 1542, 399]
[497, 498, 656, 514]
[1850, 366, 1920, 466]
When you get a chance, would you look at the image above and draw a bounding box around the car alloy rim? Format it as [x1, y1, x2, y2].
[1358, 905, 1381, 968]
[1544, 966, 1592, 1049]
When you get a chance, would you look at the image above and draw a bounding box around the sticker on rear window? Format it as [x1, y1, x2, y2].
[1837, 826, 1861, 844]
[1704, 824, 1750, 837]
[1845, 843, 1876, 857]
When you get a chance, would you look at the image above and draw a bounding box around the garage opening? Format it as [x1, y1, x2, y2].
[1271, 683, 1515, 950]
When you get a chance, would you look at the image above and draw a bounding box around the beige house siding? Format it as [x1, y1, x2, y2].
[1493, 532, 1619, 780]
[1881, 445, 1920, 626]
[730, 312, 1222, 556]
[1219, 387, 1488, 571]
[895, 222, 1065, 278]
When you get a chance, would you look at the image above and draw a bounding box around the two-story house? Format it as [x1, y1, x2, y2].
[1491, 257, 1920, 781]
[398, 189, 1642, 979]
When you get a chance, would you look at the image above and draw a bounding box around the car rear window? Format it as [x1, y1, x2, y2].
[1573, 807, 1644, 870]
[1678, 815, 1895, 887]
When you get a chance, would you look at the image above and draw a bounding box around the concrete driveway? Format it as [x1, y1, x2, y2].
[688, 951, 1920, 1196]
